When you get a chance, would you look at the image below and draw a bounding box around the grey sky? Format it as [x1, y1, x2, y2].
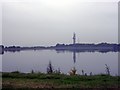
[2, 0, 118, 46]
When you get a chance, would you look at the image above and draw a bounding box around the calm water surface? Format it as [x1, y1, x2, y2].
[2, 50, 118, 76]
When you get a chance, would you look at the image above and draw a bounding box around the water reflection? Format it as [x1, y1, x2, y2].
[67, 51, 77, 75]
[2, 50, 118, 76]
[73, 50, 76, 64]
[0, 48, 120, 55]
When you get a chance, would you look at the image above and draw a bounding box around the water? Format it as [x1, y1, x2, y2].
[2, 50, 118, 76]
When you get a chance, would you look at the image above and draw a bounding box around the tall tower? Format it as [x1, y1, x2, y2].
[73, 33, 76, 45]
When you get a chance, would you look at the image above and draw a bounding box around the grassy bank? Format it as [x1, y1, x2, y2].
[2, 72, 120, 89]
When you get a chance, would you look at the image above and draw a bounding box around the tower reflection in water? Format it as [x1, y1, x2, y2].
[69, 50, 77, 75]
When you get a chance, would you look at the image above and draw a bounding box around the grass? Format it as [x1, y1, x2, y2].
[2, 72, 120, 89]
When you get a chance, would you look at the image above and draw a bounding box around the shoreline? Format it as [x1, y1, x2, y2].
[2, 72, 120, 89]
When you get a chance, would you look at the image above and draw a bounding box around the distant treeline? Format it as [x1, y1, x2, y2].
[0, 43, 120, 54]
[54, 43, 120, 48]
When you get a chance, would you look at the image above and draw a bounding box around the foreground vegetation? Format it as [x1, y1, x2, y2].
[2, 71, 120, 89]
[2, 62, 119, 89]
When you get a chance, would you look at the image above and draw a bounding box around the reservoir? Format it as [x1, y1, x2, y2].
[2, 50, 118, 76]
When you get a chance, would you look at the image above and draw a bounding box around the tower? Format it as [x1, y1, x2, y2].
[73, 33, 76, 45]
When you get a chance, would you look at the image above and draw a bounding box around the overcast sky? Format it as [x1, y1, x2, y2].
[2, 0, 118, 46]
